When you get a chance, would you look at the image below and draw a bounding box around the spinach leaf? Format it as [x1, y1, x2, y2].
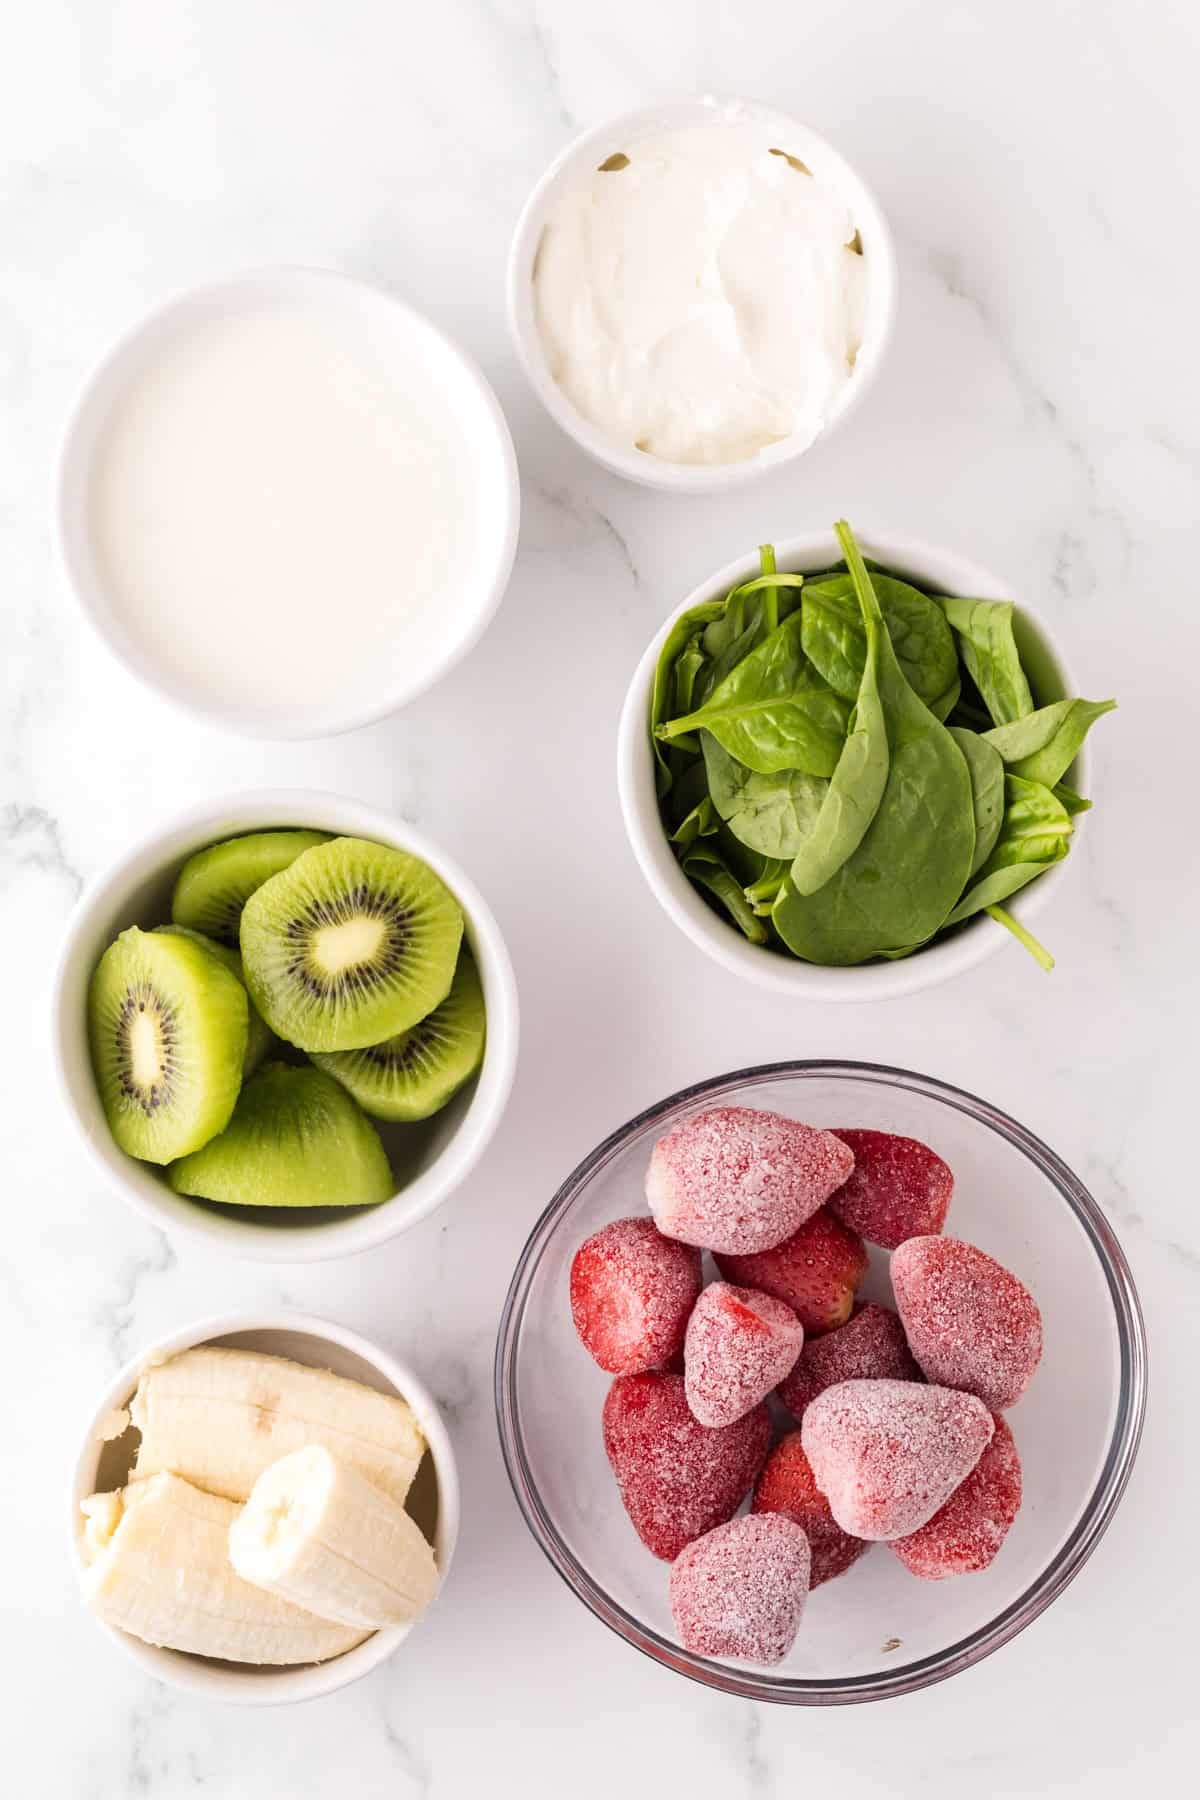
[788, 570, 890, 899]
[651, 601, 725, 796]
[944, 849, 1069, 927]
[702, 733, 828, 859]
[983, 697, 1115, 785]
[929, 679, 961, 722]
[801, 572, 959, 710]
[744, 861, 789, 915]
[658, 612, 851, 776]
[771, 522, 976, 963]
[679, 843, 770, 944]
[668, 794, 718, 854]
[944, 777, 1072, 927]
[697, 559, 807, 702]
[1053, 780, 1092, 815]
[948, 727, 1006, 875]
[939, 598, 1034, 725]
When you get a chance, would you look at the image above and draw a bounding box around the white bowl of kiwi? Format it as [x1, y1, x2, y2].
[53, 791, 519, 1261]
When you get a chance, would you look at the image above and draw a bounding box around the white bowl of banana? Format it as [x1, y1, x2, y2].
[71, 1311, 460, 1704]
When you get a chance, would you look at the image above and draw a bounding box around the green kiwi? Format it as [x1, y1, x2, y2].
[309, 951, 486, 1121]
[167, 1062, 393, 1208]
[154, 926, 275, 1076]
[171, 831, 331, 944]
[239, 837, 464, 1053]
[88, 926, 248, 1164]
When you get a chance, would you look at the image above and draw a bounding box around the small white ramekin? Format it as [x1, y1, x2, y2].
[52, 789, 519, 1260]
[508, 95, 897, 492]
[618, 531, 1091, 1001]
[57, 267, 520, 739]
[70, 1311, 460, 1705]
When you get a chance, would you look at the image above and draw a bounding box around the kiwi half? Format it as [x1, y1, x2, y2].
[310, 950, 486, 1121]
[239, 837, 463, 1053]
[167, 1062, 393, 1208]
[171, 830, 331, 944]
[154, 926, 275, 1075]
[88, 927, 248, 1163]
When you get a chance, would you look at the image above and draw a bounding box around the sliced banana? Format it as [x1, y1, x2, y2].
[229, 1445, 439, 1630]
[80, 1473, 367, 1665]
[129, 1346, 425, 1505]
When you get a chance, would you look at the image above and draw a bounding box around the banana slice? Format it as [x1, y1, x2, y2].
[229, 1445, 439, 1630]
[80, 1473, 368, 1665]
[130, 1347, 425, 1505]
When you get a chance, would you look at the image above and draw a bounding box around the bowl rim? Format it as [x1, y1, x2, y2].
[507, 94, 898, 493]
[55, 264, 521, 740]
[493, 1058, 1148, 1705]
[70, 1308, 461, 1706]
[51, 787, 520, 1262]
[617, 528, 1092, 1000]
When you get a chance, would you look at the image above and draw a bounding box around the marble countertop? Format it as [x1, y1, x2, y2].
[3, 1, 1195, 1793]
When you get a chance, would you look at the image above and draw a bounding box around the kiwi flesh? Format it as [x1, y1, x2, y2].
[155, 926, 275, 1075]
[240, 837, 464, 1053]
[88, 927, 248, 1163]
[310, 950, 485, 1121]
[167, 1062, 393, 1208]
[171, 830, 331, 945]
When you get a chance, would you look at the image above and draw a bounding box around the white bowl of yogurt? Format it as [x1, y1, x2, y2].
[58, 268, 520, 738]
[509, 96, 897, 492]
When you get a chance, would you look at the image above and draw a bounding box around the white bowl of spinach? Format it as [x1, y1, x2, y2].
[618, 524, 1114, 999]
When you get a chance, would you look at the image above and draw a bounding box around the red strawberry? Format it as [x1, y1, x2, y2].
[670, 1513, 811, 1665]
[683, 1282, 804, 1427]
[715, 1208, 868, 1335]
[828, 1129, 953, 1249]
[891, 1236, 1043, 1411]
[777, 1303, 920, 1420]
[647, 1107, 854, 1255]
[570, 1217, 702, 1374]
[602, 1371, 770, 1561]
[801, 1378, 994, 1540]
[890, 1414, 1022, 1579]
[751, 1431, 868, 1587]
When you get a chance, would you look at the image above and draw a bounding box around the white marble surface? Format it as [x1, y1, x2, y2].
[2, 1, 1196, 1792]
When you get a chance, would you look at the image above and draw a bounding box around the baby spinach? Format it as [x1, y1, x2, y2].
[1053, 780, 1092, 815]
[948, 727, 1006, 875]
[801, 571, 959, 710]
[659, 612, 851, 776]
[668, 793, 718, 854]
[702, 733, 828, 859]
[945, 778, 1072, 950]
[771, 523, 976, 964]
[651, 601, 724, 796]
[680, 843, 770, 944]
[939, 597, 1034, 725]
[983, 697, 1115, 785]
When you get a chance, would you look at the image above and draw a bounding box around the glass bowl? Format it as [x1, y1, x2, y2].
[494, 1061, 1146, 1704]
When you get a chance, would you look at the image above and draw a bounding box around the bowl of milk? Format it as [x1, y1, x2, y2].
[58, 269, 520, 738]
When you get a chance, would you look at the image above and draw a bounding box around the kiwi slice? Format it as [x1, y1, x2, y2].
[88, 926, 248, 1163]
[167, 1062, 393, 1208]
[171, 830, 331, 944]
[155, 926, 275, 1076]
[240, 837, 464, 1053]
[310, 950, 486, 1121]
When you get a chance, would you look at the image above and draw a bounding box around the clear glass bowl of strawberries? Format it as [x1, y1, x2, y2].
[495, 1061, 1147, 1703]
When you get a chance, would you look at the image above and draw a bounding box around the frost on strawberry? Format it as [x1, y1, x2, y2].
[646, 1106, 854, 1255]
[828, 1129, 953, 1249]
[751, 1431, 868, 1588]
[891, 1236, 1043, 1412]
[777, 1303, 920, 1420]
[890, 1414, 1022, 1580]
[669, 1513, 811, 1665]
[683, 1282, 804, 1427]
[570, 1217, 702, 1374]
[800, 1378, 994, 1541]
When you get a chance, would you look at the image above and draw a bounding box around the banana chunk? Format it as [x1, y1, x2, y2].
[80, 1473, 367, 1665]
[229, 1445, 439, 1630]
[130, 1346, 425, 1505]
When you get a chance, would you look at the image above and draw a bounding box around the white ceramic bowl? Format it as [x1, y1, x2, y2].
[57, 267, 520, 739]
[508, 95, 897, 492]
[71, 1311, 460, 1705]
[52, 789, 519, 1260]
[618, 531, 1090, 1001]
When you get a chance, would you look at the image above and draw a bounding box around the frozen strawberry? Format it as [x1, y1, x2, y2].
[570, 1218, 702, 1374]
[891, 1236, 1043, 1411]
[602, 1371, 771, 1561]
[827, 1130, 953, 1249]
[751, 1431, 867, 1587]
[684, 1283, 804, 1427]
[801, 1378, 994, 1540]
[647, 1107, 854, 1256]
[777, 1303, 920, 1420]
[669, 1513, 811, 1665]
[890, 1414, 1022, 1579]
[715, 1208, 868, 1335]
